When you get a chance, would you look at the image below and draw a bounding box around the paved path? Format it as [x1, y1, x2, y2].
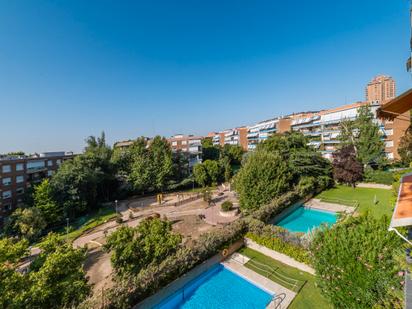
[305, 198, 355, 214]
[357, 182, 392, 190]
[223, 254, 296, 309]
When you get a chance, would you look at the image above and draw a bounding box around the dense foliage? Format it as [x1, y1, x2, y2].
[235, 132, 332, 210]
[4, 207, 46, 241]
[311, 214, 403, 308]
[339, 104, 385, 166]
[398, 127, 412, 165]
[193, 159, 222, 187]
[0, 234, 90, 308]
[221, 200, 233, 212]
[104, 218, 182, 275]
[363, 168, 394, 185]
[332, 145, 363, 187]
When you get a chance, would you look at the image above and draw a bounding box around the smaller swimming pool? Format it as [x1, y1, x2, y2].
[154, 264, 272, 308]
[276, 206, 337, 233]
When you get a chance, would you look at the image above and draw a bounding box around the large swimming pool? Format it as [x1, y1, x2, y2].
[155, 264, 273, 309]
[276, 206, 337, 233]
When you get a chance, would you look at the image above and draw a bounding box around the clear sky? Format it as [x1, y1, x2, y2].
[0, 0, 411, 153]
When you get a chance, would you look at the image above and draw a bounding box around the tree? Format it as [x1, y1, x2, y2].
[220, 144, 244, 165]
[27, 233, 90, 308]
[6, 207, 46, 241]
[201, 138, 220, 161]
[398, 127, 412, 165]
[311, 214, 403, 308]
[104, 218, 182, 275]
[33, 179, 61, 225]
[332, 145, 363, 187]
[234, 150, 292, 210]
[0, 238, 29, 308]
[338, 104, 385, 166]
[193, 160, 222, 187]
[149, 136, 173, 191]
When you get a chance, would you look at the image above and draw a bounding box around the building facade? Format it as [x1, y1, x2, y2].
[290, 102, 409, 160]
[0, 152, 74, 227]
[167, 134, 203, 168]
[208, 127, 248, 151]
[366, 75, 396, 104]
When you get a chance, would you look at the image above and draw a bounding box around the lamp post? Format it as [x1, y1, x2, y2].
[115, 200, 118, 214]
[66, 218, 69, 240]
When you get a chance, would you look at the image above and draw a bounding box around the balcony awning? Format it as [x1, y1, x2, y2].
[390, 173, 412, 228]
[377, 88, 412, 120]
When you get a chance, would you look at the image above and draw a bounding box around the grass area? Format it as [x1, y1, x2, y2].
[316, 185, 394, 218]
[239, 247, 332, 309]
[36, 206, 117, 245]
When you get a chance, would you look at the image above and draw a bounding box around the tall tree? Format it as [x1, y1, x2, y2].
[338, 104, 385, 166]
[201, 138, 220, 161]
[332, 145, 363, 187]
[398, 127, 412, 165]
[149, 136, 173, 191]
[33, 179, 61, 225]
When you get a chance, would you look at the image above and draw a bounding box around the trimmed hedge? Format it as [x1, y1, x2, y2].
[246, 232, 310, 265]
[363, 169, 394, 185]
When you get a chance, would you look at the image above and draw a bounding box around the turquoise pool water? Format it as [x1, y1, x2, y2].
[155, 264, 272, 309]
[276, 206, 337, 233]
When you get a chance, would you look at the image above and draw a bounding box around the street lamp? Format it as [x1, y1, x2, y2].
[115, 200, 118, 214]
[66, 218, 69, 240]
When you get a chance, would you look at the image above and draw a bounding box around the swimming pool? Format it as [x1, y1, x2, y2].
[276, 206, 337, 233]
[154, 264, 273, 308]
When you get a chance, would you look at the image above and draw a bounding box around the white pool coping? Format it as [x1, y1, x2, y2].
[222, 255, 297, 308]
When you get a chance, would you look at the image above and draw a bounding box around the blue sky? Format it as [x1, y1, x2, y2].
[0, 0, 410, 153]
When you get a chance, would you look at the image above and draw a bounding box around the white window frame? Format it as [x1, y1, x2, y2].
[16, 175, 24, 183]
[16, 163, 24, 171]
[2, 177, 12, 186]
[2, 190, 12, 199]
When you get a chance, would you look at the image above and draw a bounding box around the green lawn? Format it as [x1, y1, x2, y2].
[316, 185, 394, 218]
[239, 247, 331, 309]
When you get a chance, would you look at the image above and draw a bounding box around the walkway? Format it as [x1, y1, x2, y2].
[357, 182, 392, 190]
[223, 254, 296, 309]
[305, 198, 355, 214]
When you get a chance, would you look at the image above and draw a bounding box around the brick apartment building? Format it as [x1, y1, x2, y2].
[0, 152, 74, 226]
[209, 127, 249, 151]
[167, 134, 203, 168]
[366, 75, 396, 104]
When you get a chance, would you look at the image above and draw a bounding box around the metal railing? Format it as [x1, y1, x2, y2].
[268, 293, 286, 309]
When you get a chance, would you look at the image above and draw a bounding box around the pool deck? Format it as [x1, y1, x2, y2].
[305, 198, 355, 214]
[223, 254, 296, 309]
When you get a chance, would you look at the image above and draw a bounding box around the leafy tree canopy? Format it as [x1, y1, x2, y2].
[104, 218, 182, 275]
[332, 145, 363, 187]
[311, 213, 403, 308]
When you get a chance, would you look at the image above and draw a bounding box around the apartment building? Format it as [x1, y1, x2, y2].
[208, 127, 248, 151]
[290, 102, 409, 160]
[167, 134, 203, 168]
[246, 117, 293, 151]
[0, 152, 74, 227]
[366, 75, 396, 104]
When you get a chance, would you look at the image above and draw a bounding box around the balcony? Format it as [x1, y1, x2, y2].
[26, 166, 47, 174]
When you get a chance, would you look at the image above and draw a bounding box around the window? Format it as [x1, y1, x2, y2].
[16, 163, 24, 171]
[386, 152, 394, 160]
[171, 141, 177, 146]
[2, 177, 11, 186]
[16, 175, 24, 183]
[385, 140, 394, 148]
[56, 159, 62, 165]
[47, 170, 53, 177]
[3, 204, 11, 211]
[27, 160, 45, 170]
[2, 191, 12, 199]
[181, 140, 187, 145]
[385, 129, 393, 136]
[16, 187, 24, 195]
[2, 165, 11, 173]
[47, 160, 53, 167]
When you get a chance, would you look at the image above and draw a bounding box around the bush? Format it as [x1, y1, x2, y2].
[363, 169, 394, 185]
[311, 213, 404, 308]
[115, 214, 123, 224]
[245, 232, 310, 264]
[221, 201, 233, 212]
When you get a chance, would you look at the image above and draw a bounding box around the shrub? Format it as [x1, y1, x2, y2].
[311, 213, 404, 308]
[363, 169, 394, 185]
[115, 214, 123, 224]
[221, 201, 233, 212]
[245, 232, 310, 264]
